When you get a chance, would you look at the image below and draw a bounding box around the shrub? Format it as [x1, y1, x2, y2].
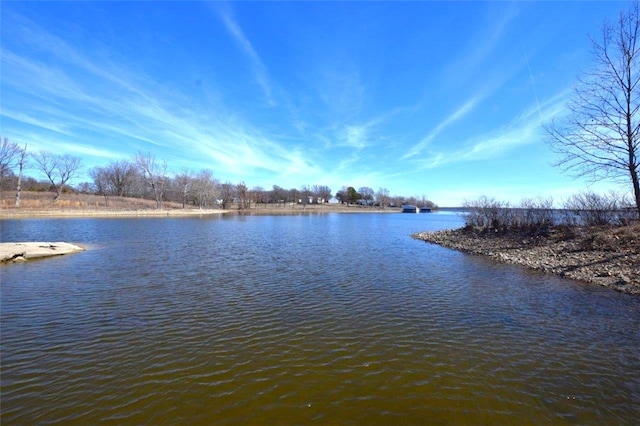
[562, 191, 636, 226]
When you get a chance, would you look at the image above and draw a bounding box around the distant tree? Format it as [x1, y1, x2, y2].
[236, 181, 249, 209]
[347, 186, 360, 204]
[546, 1, 640, 216]
[192, 169, 218, 208]
[32, 151, 82, 201]
[391, 195, 406, 207]
[219, 182, 234, 209]
[336, 186, 349, 204]
[174, 169, 195, 208]
[315, 185, 332, 203]
[358, 186, 374, 205]
[288, 188, 300, 207]
[14, 143, 27, 207]
[0, 137, 25, 198]
[417, 195, 437, 208]
[89, 166, 111, 205]
[376, 187, 390, 209]
[106, 160, 136, 197]
[134, 152, 167, 209]
[299, 185, 311, 207]
[250, 185, 266, 207]
[271, 185, 287, 206]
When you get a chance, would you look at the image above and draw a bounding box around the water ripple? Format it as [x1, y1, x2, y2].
[1, 214, 639, 424]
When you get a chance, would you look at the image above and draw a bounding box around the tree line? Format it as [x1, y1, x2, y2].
[0, 140, 437, 210]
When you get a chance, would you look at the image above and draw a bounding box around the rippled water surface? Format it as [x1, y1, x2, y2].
[1, 213, 639, 424]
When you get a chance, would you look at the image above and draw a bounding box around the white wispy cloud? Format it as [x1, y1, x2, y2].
[403, 96, 481, 159]
[415, 91, 569, 170]
[0, 12, 319, 182]
[218, 9, 275, 106]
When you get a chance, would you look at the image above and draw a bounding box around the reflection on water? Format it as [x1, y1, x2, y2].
[1, 213, 639, 424]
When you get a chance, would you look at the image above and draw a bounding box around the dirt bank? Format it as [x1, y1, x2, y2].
[412, 225, 640, 295]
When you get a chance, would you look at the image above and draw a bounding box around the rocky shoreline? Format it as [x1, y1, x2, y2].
[412, 225, 640, 295]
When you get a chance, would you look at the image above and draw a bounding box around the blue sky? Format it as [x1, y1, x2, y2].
[0, 1, 632, 206]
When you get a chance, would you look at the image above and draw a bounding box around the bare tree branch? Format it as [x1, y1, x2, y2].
[546, 1, 640, 215]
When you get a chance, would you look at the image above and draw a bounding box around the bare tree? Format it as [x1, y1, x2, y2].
[134, 152, 167, 209]
[219, 182, 234, 209]
[358, 186, 374, 206]
[32, 151, 82, 201]
[271, 185, 287, 207]
[312, 185, 332, 204]
[106, 160, 137, 197]
[546, 2, 640, 215]
[376, 187, 390, 209]
[89, 166, 111, 206]
[174, 169, 195, 208]
[236, 181, 249, 209]
[192, 170, 218, 208]
[250, 185, 266, 207]
[1, 137, 24, 197]
[14, 144, 27, 207]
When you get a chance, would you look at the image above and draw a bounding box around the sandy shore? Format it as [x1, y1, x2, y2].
[412, 226, 640, 295]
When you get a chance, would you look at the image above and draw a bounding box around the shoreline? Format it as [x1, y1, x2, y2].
[0, 208, 227, 218]
[0, 205, 400, 218]
[412, 226, 640, 296]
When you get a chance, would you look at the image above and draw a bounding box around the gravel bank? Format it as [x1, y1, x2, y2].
[412, 226, 640, 295]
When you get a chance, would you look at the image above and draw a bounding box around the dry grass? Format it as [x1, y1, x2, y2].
[1, 191, 182, 210]
[1, 191, 398, 217]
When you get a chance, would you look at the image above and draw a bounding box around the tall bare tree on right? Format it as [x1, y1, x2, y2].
[546, 2, 640, 216]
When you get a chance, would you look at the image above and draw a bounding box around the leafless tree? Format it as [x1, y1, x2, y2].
[174, 169, 195, 208]
[1, 137, 24, 197]
[376, 187, 390, 209]
[219, 182, 235, 209]
[271, 185, 287, 207]
[299, 185, 311, 208]
[358, 186, 374, 205]
[134, 151, 167, 209]
[250, 185, 266, 207]
[14, 144, 27, 207]
[546, 2, 640, 216]
[192, 170, 218, 208]
[32, 151, 82, 201]
[312, 185, 331, 204]
[89, 160, 140, 204]
[89, 166, 111, 206]
[106, 160, 137, 197]
[236, 181, 250, 209]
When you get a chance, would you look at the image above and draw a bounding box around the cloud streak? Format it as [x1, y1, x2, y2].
[218, 9, 275, 106]
[403, 96, 481, 159]
[0, 12, 316, 179]
[415, 91, 569, 170]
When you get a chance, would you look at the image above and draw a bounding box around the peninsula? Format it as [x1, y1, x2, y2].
[413, 224, 640, 296]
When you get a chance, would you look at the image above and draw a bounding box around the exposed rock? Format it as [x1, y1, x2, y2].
[0, 242, 84, 263]
[412, 225, 640, 296]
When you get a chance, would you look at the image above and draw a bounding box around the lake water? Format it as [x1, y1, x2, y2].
[1, 212, 639, 424]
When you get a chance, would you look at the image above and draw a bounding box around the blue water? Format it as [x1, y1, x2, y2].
[1, 212, 639, 424]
